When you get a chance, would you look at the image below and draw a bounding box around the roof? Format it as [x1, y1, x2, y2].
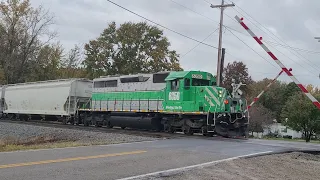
[165, 71, 216, 81]
[5, 78, 92, 87]
[165, 71, 189, 81]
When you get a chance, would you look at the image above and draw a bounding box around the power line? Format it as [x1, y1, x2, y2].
[169, 0, 248, 39]
[225, 27, 280, 70]
[220, 4, 320, 55]
[223, 16, 320, 54]
[181, 27, 219, 57]
[251, 71, 316, 77]
[167, 0, 279, 71]
[202, 0, 211, 5]
[170, 0, 220, 24]
[264, 40, 320, 54]
[226, 0, 320, 72]
[170, 0, 320, 56]
[105, 0, 218, 49]
[224, 8, 319, 76]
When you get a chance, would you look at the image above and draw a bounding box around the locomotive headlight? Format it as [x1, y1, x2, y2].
[219, 94, 222, 97]
[219, 90, 222, 94]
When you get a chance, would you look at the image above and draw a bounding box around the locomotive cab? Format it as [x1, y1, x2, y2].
[163, 71, 218, 113]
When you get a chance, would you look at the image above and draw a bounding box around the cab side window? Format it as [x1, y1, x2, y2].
[171, 79, 180, 91]
[184, 78, 190, 89]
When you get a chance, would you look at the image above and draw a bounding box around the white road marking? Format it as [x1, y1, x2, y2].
[117, 151, 273, 180]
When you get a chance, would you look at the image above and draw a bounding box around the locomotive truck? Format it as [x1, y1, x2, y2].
[0, 70, 249, 138]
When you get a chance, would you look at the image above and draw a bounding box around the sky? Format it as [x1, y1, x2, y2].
[30, 0, 320, 86]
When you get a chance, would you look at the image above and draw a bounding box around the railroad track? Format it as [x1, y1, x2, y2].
[0, 118, 249, 143]
[0, 118, 212, 140]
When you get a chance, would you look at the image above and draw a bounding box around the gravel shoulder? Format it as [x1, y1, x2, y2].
[0, 121, 160, 152]
[145, 151, 320, 180]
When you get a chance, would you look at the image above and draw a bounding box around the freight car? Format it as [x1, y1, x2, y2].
[0, 78, 93, 124]
[78, 70, 249, 137]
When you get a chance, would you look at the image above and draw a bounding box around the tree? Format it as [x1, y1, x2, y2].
[306, 84, 320, 95]
[27, 43, 63, 81]
[221, 61, 253, 95]
[83, 21, 183, 79]
[282, 82, 301, 102]
[248, 104, 274, 136]
[59, 44, 86, 78]
[281, 92, 320, 142]
[0, 0, 56, 83]
[257, 80, 287, 121]
[247, 77, 274, 99]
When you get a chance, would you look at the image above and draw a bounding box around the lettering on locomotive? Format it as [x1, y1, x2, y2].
[165, 105, 182, 110]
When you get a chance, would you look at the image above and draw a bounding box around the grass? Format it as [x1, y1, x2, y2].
[0, 136, 109, 152]
[251, 136, 320, 144]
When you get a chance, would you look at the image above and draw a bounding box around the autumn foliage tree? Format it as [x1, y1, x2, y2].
[0, 0, 56, 83]
[27, 43, 63, 81]
[281, 92, 320, 142]
[59, 44, 86, 79]
[83, 21, 183, 78]
[222, 61, 253, 95]
[248, 104, 274, 136]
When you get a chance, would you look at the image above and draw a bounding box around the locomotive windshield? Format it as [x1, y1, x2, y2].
[191, 79, 210, 86]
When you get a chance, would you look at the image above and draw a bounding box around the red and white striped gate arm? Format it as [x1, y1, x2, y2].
[246, 69, 290, 112]
[235, 15, 320, 110]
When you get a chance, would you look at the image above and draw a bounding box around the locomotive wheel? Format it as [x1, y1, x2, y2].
[70, 118, 75, 125]
[106, 121, 113, 128]
[169, 126, 175, 133]
[84, 120, 90, 126]
[62, 118, 67, 125]
[214, 123, 229, 137]
[94, 121, 102, 127]
[183, 126, 194, 135]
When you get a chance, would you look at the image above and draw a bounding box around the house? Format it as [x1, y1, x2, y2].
[251, 122, 303, 139]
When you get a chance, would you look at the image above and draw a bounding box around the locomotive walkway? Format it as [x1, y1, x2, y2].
[0, 137, 319, 180]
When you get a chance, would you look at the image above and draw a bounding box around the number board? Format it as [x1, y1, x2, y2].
[191, 74, 203, 79]
[168, 92, 180, 101]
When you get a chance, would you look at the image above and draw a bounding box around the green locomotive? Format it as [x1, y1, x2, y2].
[79, 70, 249, 137]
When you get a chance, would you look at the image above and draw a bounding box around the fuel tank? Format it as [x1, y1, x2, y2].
[108, 115, 163, 131]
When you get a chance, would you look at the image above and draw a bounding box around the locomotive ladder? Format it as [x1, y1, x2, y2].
[245, 68, 291, 112]
[235, 16, 320, 110]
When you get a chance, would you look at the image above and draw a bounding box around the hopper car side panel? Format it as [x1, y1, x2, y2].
[4, 82, 72, 116]
[3, 79, 93, 118]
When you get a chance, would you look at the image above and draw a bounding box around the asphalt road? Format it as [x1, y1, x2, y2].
[0, 137, 319, 180]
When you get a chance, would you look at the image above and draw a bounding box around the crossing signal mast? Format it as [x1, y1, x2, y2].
[210, 0, 235, 86]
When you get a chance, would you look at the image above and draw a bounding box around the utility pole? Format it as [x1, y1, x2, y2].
[220, 48, 225, 82]
[210, 0, 234, 86]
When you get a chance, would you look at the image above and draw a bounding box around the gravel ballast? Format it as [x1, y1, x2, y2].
[145, 151, 320, 180]
[0, 121, 159, 145]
